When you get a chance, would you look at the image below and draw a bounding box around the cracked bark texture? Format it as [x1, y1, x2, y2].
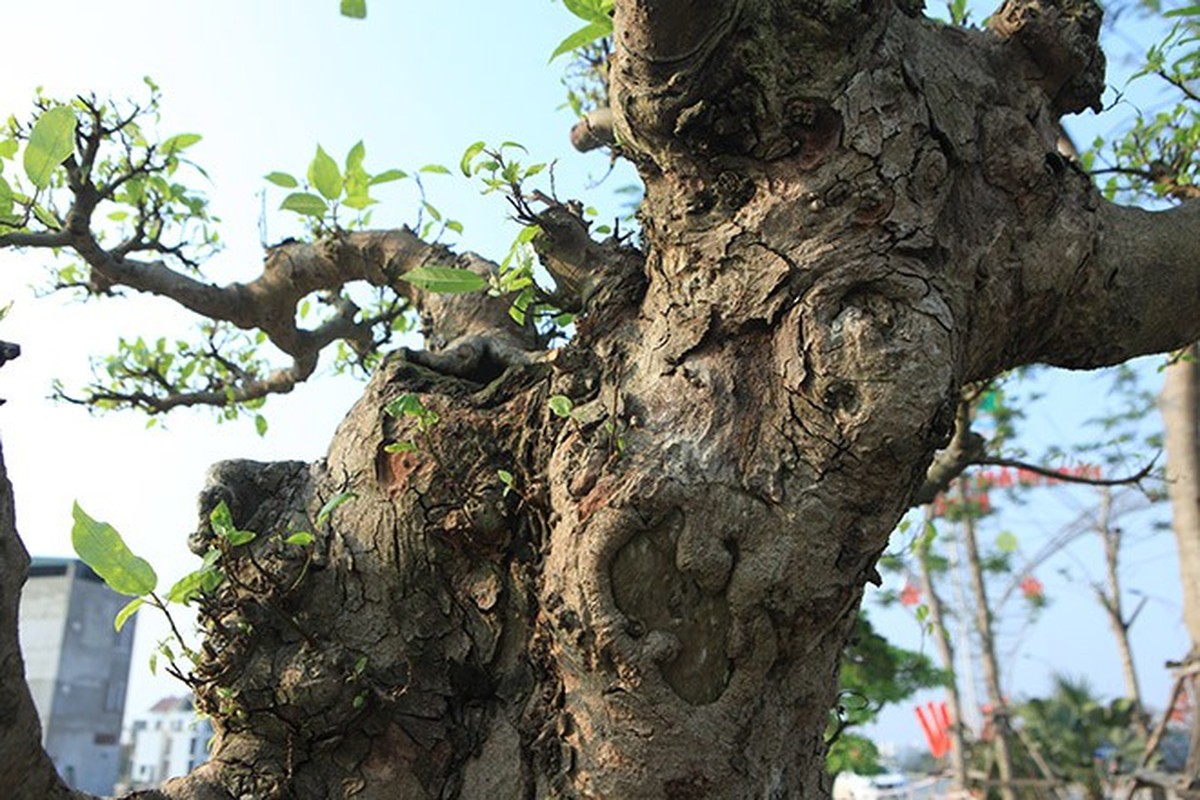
[4, 0, 1200, 797]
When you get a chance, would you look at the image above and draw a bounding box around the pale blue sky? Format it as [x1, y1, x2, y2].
[0, 0, 1187, 754]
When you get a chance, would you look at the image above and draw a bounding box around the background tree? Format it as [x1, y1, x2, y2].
[1, 1, 1200, 798]
[1017, 673, 1141, 800]
[1089, 1, 1200, 790]
[828, 612, 947, 774]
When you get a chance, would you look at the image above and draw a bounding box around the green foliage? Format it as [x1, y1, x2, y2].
[1089, 5, 1199, 202]
[63, 324, 271, 420]
[460, 141, 582, 330]
[271, 141, 412, 233]
[316, 490, 357, 526]
[839, 613, 949, 727]
[340, 0, 366, 18]
[1017, 675, 1144, 796]
[826, 733, 884, 776]
[23, 105, 76, 190]
[497, 469, 518, 498]
[383, 392, 439, 453]
[398, 265, 487, 294]
[827, 613, 946, 772]
[1, 88, 217, 260]
[552, 0, 614, 62]
[71, 502, 158, 597]
[548, 394, 575, 418]
[209, 500, 257, 546]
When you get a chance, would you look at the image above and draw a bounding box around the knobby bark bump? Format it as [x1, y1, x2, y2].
[2, 0, 1200, 797]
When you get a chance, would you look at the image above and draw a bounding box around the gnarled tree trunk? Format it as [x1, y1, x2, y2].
[3, 0, 1200, 797]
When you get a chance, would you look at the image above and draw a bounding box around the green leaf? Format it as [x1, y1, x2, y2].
[340, 0, 367, 18]
[548, 395, 574, 418]
[24, 106, 77, 189]
[384, 393, 427, 418]
[995, 531, 1019, 554]
[309, 145, 343, 201]
[210, 501, 257, 546]
[384, 441, 418, 453]
[285, 531, 315, 546]
[0, 138, 17, 160]
[225, 529, 256, 546]
[345, 140, 366, 173]
[166, 567, 223, 604]
[162, 133, 202, 154]
[0, 175, 13, 221]
[460, 141, 486, 176]
[497, 469, 515, 488]
[1165, 4, 1200, 16]
[265, 171, 299, 188]
[563, 0, 613, 22]
[399, 266, 487, 294]
[419, 163, 451, 175]
[317, 491, 357, 526]
[550, 20, 612, 62]
[516, 224, 541, 244]
[369, 168, 407, 185]
[114, 597, 145, 632]
[71, 502, 158, 596]
[341, 193, 378, 211]
[280, 192, 329, 217]
[254, 414, 268, 437]
[31, 204, 59, 229]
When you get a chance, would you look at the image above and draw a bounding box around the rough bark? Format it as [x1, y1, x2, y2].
[3, 0, 1200, 798]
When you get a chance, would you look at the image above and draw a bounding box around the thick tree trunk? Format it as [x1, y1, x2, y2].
[1161, 343, 1200, 791]
[3, 1, 1200, 798]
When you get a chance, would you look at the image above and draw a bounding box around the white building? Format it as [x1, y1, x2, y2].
[18, 557, 136, 795]
[125, 695, 213, 789]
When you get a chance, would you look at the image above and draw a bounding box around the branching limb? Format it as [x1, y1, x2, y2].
[1, 94, 544, 413]
[1030, 200, 1200, 369]
[973, 455, 1157, 488]
[915, 387, 1158, 507]
[915, 399, 987, 505]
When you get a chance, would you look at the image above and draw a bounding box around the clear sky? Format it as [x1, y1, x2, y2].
[0, 0, 1187, 757]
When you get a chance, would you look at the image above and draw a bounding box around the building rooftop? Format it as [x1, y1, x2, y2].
[27, 557, 103, 583]
[147, 696, 195, 715]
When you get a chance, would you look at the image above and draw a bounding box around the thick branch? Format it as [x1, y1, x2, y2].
[1032, 200, 1200, 369]
[4, 221, 541, 407]
[987, 0, 1105, 115]
[609, 0, 878, 162]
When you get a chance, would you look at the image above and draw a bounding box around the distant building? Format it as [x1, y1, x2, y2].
[125, 695, 213, 789]
[17, 557, 136, 795]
